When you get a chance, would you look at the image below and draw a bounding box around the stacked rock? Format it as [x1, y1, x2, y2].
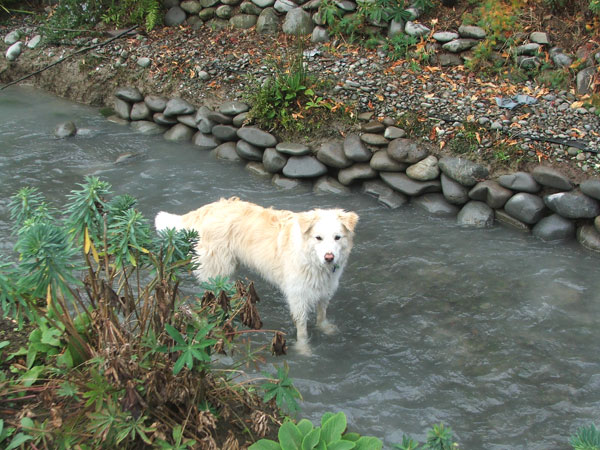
[112, 86, 600, 253]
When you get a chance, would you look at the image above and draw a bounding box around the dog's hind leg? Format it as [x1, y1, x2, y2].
[192, 245, 237, 282]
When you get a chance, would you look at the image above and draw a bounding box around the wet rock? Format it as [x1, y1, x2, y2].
[314, 176, 351, 195]
[362, 179, 393, 198]
[240, 1, 263, 15]
[442, 38, 479, 53]
[338, 163, 377, 185]
[503, 192, 546, 224]
[433, 31, 459, 42]
[576, 67, 596, 95]
[440, 173, 469, 205]
[263, 148, 288, 173]
[144, 95, 167, 112]
[412, 193, 459, 217]
[164, 123, 194, 142]
[468, 180, 513, 209]
[457, 201, 494, 228]
[177, 114, 197, 128]
[380, 172, 441, 196]
[245, 161, 271, 177]
[406, 155, 439, 181]
[387, 138, 428, 164]
[577, 225, 600, 252]
[530, 31, 549, 45]
[272, 174, 309, 190]
[275, 0, 297, 12]
[580, 179, 600, 200]
[236, 140, 264, 161]
[137, 57, 151, 68]
[312, 26, 329, 43]
[543, 190, 600, 219]
[361, 120, 385, 133]
[212, 124, 239, 141]
[384, 126, 406, 139]
[256, 8, 279, 34]
[220, 101, 249, 116]
[370, 150, 407, 172]
[282, 8, 314, 35]
[531, 166, 574, 190]
[206, 109, 233, 125]
[282, 155, 327, 178]
[230, 14, 258, 29]
[6, 40, 23, 61]
[438, 157, 489, 187]
[195, 106, 217, 133]
[130, 102, 151, 120]
[360, 133, 389, 146]
[497, 171, 540, 193]
[54, 121, 77, 138]
[181, 0, 202, 13]
[232, 112, 248, 127]
[164, 98, 196, 117]
[4, 30, 21, 45]
[532, 214, 575, 241]
[153, 113, 178, 126]
[276, 142, 311, 156]
[193, 132, 221, 150]
[130, 120, 166, 135]
[458, 24, 486, 39]
[113, 97, 132, 119]
[344, 133, 371, 162]
[214, 142, 242, 161]
[317, 141, 352, 168]
[237, 126, 278, 147]
[165, 6, 187, 26]
[405, 21, 430, 37]
[495, 209, 530, 232]
[378, 190, 408, 209]
[115, 87, 143, 103]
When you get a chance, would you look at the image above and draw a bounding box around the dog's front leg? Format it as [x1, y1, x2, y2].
[288, 298, 312, 356]
[316, 300, 338, 335]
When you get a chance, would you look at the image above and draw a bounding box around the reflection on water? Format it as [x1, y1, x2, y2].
[1, 86, 599, 449]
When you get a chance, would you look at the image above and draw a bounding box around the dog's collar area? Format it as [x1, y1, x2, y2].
[332, 263, 340, 273]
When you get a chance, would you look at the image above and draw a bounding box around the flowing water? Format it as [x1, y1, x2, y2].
[1, 86, 599, 449]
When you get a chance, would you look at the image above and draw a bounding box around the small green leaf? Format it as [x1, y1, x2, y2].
[321, 412, 347, 444]
[301, 427, 322, 450]
[342, 432, 360, 442]
[297, 418, 314, 436]
[353, 436, 383, 450]
[22, 365, 45, 387]
[279, 420, 303, 450]
[249, 439, 282, 450]
[327, 440, 356, 450]
[6, 432, 33, 450]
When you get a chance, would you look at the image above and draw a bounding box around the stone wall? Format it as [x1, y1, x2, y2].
[110, 86, 600, 253]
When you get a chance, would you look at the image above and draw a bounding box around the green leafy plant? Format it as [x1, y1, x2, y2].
[261, 363, 302, 415]
[249, 411, 383, 450]
[570, 424, 600, 450]
[0, 177, 286, 448]
[393, 423, 459, 450]
[383, 34, 419, 61]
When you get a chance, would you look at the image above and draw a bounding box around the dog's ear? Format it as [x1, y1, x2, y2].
[298, 212, 318, 235]
[339, 211, 359, 232]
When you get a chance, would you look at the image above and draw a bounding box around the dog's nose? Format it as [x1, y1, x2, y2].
[324, 252, 335, 262]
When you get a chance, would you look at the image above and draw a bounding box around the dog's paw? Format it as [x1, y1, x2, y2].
[318, 320, 338, 335]
[294, 340, 313, 357]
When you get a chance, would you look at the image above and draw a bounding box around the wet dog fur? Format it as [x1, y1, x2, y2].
[155, 197, 359, 355]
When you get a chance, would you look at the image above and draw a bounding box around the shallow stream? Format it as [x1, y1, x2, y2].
[1, 86, 599, 449]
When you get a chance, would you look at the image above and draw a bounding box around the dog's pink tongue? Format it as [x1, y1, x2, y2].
[324, 253, 335, 262]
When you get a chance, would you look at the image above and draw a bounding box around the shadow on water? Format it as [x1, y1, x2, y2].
[2, 86, 599, 449]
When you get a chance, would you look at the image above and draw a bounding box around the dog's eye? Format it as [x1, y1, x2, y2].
[334, 235, 341, 241]
[315, 236, 323, 241]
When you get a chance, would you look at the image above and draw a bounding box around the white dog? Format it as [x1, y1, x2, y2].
[155, 197, 359, 355]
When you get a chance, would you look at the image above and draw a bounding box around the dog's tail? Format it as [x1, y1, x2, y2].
[155, 211, 185, 231]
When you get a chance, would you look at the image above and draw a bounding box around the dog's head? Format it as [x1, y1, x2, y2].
[298, 209, 359, 270]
